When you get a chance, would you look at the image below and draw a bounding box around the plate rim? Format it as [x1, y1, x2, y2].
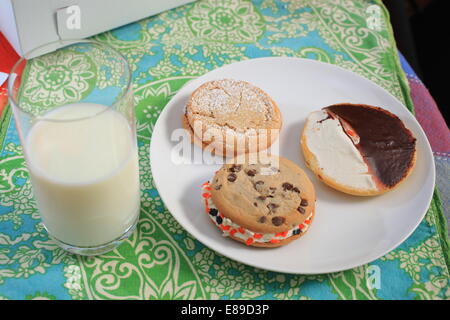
[149, 56, 436, 274]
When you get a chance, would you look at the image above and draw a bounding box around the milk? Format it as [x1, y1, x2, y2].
[25, 103, 140, 247]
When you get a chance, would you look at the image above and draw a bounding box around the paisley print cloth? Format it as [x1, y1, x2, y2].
[0, 0, 449, 300]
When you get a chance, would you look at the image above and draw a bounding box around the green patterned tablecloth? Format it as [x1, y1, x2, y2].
[0, 0, 449, 300]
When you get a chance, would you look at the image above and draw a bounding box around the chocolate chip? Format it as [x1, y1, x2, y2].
[229, 165, 242, 173]
[257, 196, 267, 201]
[258, 216, 267, 223]
[253, 202, 258, 207]
[209, 208, 218, 216]
[282, 182, 293, 191]
[271, 216, 285, 226]
[216, 216, 223, 224]
[297, 206, 305, 214]
[214, 184, 222, 190]
[246, 169, 257, 177]
[293, 229, 302, 235]
[292, 187, 300, 193]
[227, 173, 237, 182]
[269, 187, 277, 193]
[267, 203, 279, 212]
[300, 199, 308, 207]
[255, 180, 264, 185]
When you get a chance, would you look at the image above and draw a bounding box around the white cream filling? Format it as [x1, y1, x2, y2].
[303, 110, 377, 191]
[202, 183, 312, 244]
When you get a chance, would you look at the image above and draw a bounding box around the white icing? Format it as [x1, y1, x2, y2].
[202, 184, 312, 244]
[303, 110, 378, 191]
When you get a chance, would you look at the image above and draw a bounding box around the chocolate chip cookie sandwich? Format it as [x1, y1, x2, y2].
[201, 155, 316, 247]
[301, 103, 417, 196]
[183, 79, 282, 156]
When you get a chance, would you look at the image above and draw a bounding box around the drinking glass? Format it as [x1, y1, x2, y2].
[8, 40, 140, 256]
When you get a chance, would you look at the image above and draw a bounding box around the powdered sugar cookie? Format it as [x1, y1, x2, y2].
[183, 79, 282, 156]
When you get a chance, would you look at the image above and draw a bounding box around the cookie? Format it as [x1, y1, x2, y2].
[184, 79, 282, 157]
[202, 155, 316, 247]
[301, 103, 417, 196]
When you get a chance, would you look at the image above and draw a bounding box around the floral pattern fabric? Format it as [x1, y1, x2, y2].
[0, 0, 449, 300]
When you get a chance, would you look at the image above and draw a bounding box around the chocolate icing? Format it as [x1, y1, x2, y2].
[324, 104, 416, 188]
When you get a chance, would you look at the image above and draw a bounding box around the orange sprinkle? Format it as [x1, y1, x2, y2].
[304, 219, 311, 225]
[253, 233, 263, 239]
[275, 231, 288, 237]
[203, 186, 212, 191]
[238, 227, 245, 234]
[270, 239, 280, 244]
[202, 192, 211, 199]
[202, 182, 210, 186]
[299, 224, 304, 229]
[245, 238, 254, 246]
[229, 229, 237, 236]
[346, 129, 355, 136]
[220, 225, 231, 231]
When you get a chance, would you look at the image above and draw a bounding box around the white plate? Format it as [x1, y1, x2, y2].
[150, 57, 435, 274]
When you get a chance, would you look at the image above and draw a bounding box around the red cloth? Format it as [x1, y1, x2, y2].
[409, 78, 450, 154]
[0, 32, 20, 116]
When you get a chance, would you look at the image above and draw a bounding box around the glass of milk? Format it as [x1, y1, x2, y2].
[8, 40, 141, 255]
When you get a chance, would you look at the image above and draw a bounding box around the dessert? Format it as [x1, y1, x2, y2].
[301, 103, 417, 196]
[202, 156, 315, 247]
[183, 79, 282, 156]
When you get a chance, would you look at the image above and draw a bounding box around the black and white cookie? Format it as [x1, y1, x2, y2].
[301, 103, 417, 196]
